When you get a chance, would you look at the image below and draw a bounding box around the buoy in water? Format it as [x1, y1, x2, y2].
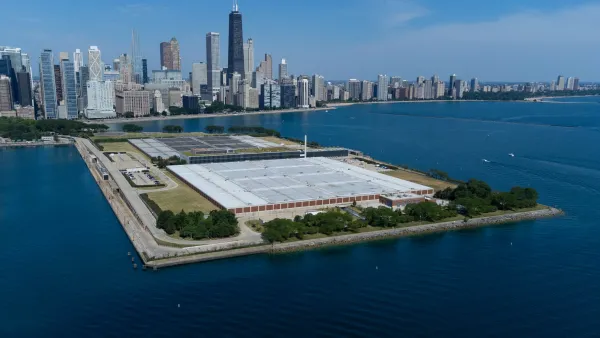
[133, 264, 137, 269]
[376, 266, 379, 270]
[131, 257, 135, 262]
[127, 252, 131, 256]
[178, 304, 180, 308]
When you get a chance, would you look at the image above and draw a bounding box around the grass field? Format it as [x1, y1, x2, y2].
[258, 136, 300, 146]
[385, 169, 457, 191]
[146, 171, 218, 213]
[98, 142, 152, 161]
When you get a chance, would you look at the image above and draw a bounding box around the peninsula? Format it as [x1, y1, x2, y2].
[68, 128, 563, 268]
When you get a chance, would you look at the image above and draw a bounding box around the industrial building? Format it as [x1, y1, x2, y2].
[168, 157, 434, 215]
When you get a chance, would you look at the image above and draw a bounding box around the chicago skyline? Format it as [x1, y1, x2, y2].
[227, 0, 244, 82]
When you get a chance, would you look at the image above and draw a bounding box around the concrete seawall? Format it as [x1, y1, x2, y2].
[147, 207, 563, 268]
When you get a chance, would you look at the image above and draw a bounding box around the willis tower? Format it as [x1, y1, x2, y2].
[228, 0, 244, 83]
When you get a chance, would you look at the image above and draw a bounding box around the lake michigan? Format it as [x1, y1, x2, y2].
[1, 97, 599, 337]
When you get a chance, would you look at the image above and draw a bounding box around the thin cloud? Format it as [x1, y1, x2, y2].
[117, 3, 154, 16]
[383, 0, 430, 27]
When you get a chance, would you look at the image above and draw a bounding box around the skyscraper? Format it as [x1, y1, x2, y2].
[160, 41, 171, 69]
[78, 66, 89, 112]
[449, 74, 456, 96]
[0, 75, 12, 111]
[191, 62, 207, 95]
[54, 65, 63, 102]
[88, 46, 103, 81]
[279, 59, 288, 82]
[131, 29, 142, 82]
[312, 74, 325, 101]
[0, 56, 18, 105]
[377, 74, 388, 101]
[73, 49, 83, 73]
[61, 58, 78, 119]
[298, 79, 309, 108]
[556, 75, 565, 91]
[142, 58, 148, 84]
[85, 80, 115, 119]
[243, 38, 254, 82]
[566, 77, 575, 90]
[40, 49, 58, 118]
[228, 1, 244, 83]
[573, 78, 580, 91]
[264, 54, 272, 80]
[170, 38, 180, 71]
[280, 83, 296, 108]
[348, 79, 361, 100]
[17, 70, 32, 106]
[206, 32, 221, 94]
[470, 78, 479, 92]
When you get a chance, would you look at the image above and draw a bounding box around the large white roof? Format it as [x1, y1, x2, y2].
[168, 157, 432, 209]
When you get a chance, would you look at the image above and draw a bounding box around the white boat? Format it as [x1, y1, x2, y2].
[482, 159, 490, 163]
[508, 153, 515, 157]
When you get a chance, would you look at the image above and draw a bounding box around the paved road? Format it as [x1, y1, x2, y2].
[77, 138, 264, 255]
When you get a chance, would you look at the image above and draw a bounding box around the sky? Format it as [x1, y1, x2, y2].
[4, 0, 600, 82]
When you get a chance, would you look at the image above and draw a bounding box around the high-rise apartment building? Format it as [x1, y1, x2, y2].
[257, 54, 273, 80]
[39, 49, 58, 118]
[61, 59, 78, 119]
[361, 80, 373, 101]
[348, 79, 361, 100]
[115, 89, 151, 117]
[279, 59, 288, 82]
[78, 66, 89, 112]
[206, 32, 221, 94]
[573, 78, 580, 91]
[556, 75, 565, 91]
[259, 80, 281, 109]
[243, 38, 254, 82]
[131, 29, 142, 82]
[0, 55, 19, 105]
[390, 76, 402, 88]
[449, 74, 457, 96]
[377, 74, 388, 101]
[88, 46, 103, 81]
[470, 78, 479, 92]
[0, 75, 13, 111]
[73, 49, 83, 73]
[311, 74, 325, 101]
[228, 1, 244, 83]
[566, 77, 575, 90]
[298, 79, 309, 108]
[191, 62, 208, 95]
[280, 83, 296, 108]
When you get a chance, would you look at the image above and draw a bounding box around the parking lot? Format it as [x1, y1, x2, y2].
[124, 171, 162, 187]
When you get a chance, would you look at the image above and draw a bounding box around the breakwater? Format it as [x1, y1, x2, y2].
[148, 207, 563, 268]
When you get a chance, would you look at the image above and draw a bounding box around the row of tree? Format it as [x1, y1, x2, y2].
[151, 155, 187, 168]
[156, 209, 239, 239]
[434, 179, 538, 216]
[122, 124, 143, 132]
[163, 125, 183, 133]
[0, 117, 108, 140]
[462, 89, 600, 101]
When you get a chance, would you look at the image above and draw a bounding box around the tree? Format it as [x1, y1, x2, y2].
[163, 125, 184, 133]
[205, 125, 225, 133]
[122, 124, 143, 132]
[124, 112, 135, 118]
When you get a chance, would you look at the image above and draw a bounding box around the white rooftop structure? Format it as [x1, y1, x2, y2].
[169, 157, 433, 211]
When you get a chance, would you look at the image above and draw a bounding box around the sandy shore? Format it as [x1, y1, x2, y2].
[90, 107, 333, 124]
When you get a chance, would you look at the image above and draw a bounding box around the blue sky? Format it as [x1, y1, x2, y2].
[5, 0, 600, 81]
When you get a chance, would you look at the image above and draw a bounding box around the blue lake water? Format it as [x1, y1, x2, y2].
[2, 98, 600, 337]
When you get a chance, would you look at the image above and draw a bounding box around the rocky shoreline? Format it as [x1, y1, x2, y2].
[148, 207, 563, 268]
[270, 207, 563, 253]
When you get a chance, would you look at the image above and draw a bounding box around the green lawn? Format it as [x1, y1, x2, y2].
[145, 171, 218, 213]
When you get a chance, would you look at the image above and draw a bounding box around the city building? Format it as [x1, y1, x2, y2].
[556, 75, 565, 91]
[279, 59, 288, 82]
[298, 79, 309, 108]
[470, 78, 479, 92]
[260, 80, 281, 109]
[115, 89, 151, 117]
[228, 1, 245, 83]
[243, 38, 254, 82]
[390, 76, 402, 88]
[78, 66, 89, 112]
[257, 54, 273, 80]
[131, 29, 143, 83]
[0, 55, 19, 105]
[312, 74, 325, 101]
[448, 74, 457, 96]
[434, 81, 445, 98]
[361, 80, 373, 101]
[566, 77, 575, 90]
[61, 59, 78, 119]
[0, 75, 12, 111]
[153, 90, 165, 113]
[88, 46, 103, 81]
[206, 32, 221, 95]
[152, 69, 182, 83]
[280, 83, 296, 108]
[16, 106, 34, 119]
[16, 70, 32, 106]
[39, 49, 58, 118]
[73, 49, 83, 73]
[191, 62, 207, 95]
[348, 79, 361, 100]
[142, 58, 148, 84]
[573, 78, 580, 91]
[377, 74, 388, 101]
[182, 95, 201, 113]
[160, 37, 180, 71]
[168, 88, 182, 107]
[86, 80, 116, 119]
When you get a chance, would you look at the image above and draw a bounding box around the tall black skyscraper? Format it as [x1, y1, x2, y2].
[227, 1, 244, 84]
[142, 58, 148, 84]
[0, 55, 19, 104]
[16, 70, 32, 106]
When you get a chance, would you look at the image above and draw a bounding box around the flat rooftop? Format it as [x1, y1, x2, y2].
[168, 157, 433, 210]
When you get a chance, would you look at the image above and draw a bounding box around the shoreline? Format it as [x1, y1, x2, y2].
[89, 107, 332, 125]
[148, 207, 563, 268]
